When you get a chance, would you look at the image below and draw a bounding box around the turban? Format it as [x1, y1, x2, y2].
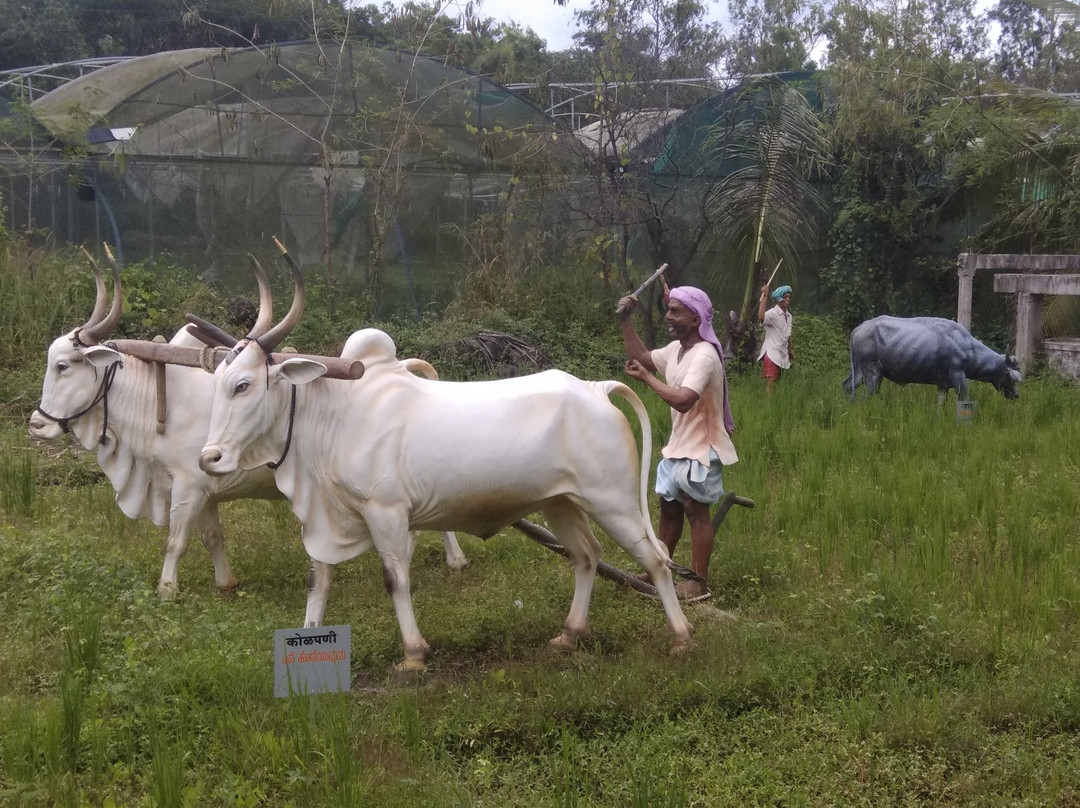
[666, 286, 736, 435]
[770, 285, 792, 302]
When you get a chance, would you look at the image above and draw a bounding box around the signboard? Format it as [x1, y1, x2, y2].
[273, 625, 351, 698]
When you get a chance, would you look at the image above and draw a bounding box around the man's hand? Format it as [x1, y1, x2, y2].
[616, 295, 638, 318]
[624, 359, 650, 382]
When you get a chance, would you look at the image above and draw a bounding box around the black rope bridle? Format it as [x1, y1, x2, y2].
[267, 384, 296, 470]
[227, 337, 297, 471]
[35, 342, 121, 446]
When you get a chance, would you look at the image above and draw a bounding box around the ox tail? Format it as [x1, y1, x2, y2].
[590, 380, 671, 564]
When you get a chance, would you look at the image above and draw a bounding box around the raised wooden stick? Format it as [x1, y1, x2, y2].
[617, 263, 669, 314]
[766, 257, 784, 288]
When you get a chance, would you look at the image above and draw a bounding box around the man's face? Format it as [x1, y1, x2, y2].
[778, 292, 792, 311]
[665, 299, 700, 340]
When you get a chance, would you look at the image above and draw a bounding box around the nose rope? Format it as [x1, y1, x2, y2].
[35, 361, 120, 444]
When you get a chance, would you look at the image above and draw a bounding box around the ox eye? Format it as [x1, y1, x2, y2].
[56, 362, 69, 374]
[233, 381, 251, 396]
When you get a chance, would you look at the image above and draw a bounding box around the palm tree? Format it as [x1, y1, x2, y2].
[701, 75, 828, 360]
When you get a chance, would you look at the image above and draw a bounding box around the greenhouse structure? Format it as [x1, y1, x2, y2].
[2, 46, 836, 316]
[1, 42, 587, 311]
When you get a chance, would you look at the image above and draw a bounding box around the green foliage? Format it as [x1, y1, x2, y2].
[0, 450, 36, 517]
[789, 311, 849, 371]
[116, 258, 225, 341]
[0, 244, 100, 371]
[703, 74, 829, 337]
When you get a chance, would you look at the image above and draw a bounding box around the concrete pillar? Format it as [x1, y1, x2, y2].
[956, 253, 976, 329]
[1015, 291, 1043, 374]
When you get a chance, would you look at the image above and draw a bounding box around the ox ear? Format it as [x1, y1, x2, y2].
[83, 345, 123, 369]
[278, 358, 327, 385]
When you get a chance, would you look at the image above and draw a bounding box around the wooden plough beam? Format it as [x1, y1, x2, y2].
[513, 490, 755, 597]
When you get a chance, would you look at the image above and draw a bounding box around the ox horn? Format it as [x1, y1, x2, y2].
[184, 252, 278, 349]
[255, 236, 304, 353]
[80, 245, 110, 330]
[246, 254, 276, 339]
[79, 244, 123, 344]
[184, 314, 237, 348]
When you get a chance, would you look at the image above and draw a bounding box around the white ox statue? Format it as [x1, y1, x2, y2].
[29, 254, 466, 600]
[194, 270, 694, 672]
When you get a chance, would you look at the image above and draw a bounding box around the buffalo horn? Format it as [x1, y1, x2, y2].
[79, 244, 123, 344]
[255, 236, 304, 353]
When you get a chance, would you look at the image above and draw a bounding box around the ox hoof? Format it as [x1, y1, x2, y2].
[548, 632, 583, 652]
[670, 636, 696, 656]
[392, 659, 427, 684]
[157, 581, 180, 602]
[216, 582, 241, 601]
[447, 557, 469, 572]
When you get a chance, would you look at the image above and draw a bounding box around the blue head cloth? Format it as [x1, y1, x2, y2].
[666, 286, 736, 435]
[771, 285, 792, 302]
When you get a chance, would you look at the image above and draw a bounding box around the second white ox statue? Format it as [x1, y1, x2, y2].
[29, 252, 466, 600]
[193, 268, 694, 671]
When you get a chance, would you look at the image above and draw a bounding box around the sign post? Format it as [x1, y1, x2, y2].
[273, 625, 351, 697]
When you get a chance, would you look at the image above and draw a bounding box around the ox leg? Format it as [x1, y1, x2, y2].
[304, 561, 334, 627]
[542, 501, 601, 651]
[158, 492, 208, 600]
[440, 531, 468, 571]
[367, 509, 430, 671]
[196, 503, 240, 593]
[590, 509, 694, 652]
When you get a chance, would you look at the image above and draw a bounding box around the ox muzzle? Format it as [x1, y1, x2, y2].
[28, 409, 64, 441]
[199, 446, 231, 476]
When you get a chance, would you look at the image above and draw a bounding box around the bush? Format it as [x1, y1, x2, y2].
[792, 312, 850, 372]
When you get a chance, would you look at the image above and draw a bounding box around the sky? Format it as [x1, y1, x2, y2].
[379, 0, 729, 53]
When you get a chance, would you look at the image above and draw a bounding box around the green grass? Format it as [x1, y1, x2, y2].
[2, 361, 1079, 806]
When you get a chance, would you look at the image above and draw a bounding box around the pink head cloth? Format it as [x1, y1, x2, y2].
[666, 286, 736, 435]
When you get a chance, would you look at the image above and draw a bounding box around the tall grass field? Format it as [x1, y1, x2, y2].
[2, 243, 1079, 806]
[2, 364, 1079, 806]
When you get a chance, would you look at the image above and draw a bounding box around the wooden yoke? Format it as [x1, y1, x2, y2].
[108, 340, 366, 381]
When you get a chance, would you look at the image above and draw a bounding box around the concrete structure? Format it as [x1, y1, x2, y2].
[956, 254, 1080, 381]
[956, 253, 1080, 330]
